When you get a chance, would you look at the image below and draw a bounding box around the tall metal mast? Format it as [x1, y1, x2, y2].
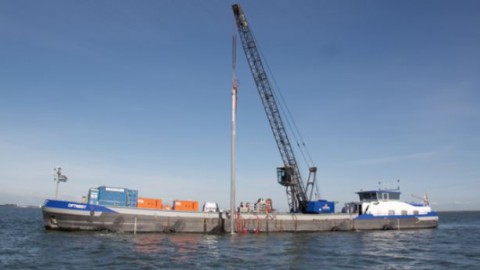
[230, 35, 238, 233]
[232, 4, 316, 213]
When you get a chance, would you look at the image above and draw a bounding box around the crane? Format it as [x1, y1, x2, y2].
[232, 4, 318, 213]
[411, 194, 430, 206]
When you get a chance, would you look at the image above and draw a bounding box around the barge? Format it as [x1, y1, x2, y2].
[42, 187, 438, 233]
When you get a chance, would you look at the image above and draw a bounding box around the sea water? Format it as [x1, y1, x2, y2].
[1, 207, 479, 269]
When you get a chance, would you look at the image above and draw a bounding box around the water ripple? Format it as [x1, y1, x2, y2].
[1, 209, 480, 269]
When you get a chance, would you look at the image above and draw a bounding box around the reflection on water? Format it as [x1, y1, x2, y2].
[131, 234, 222, 267]
[133, 234, 165, 254]
[1, 209, 480, 269]
[125, 223, 478, 269]
[356, 230, 436, 269]
[202, 235, 221, 260]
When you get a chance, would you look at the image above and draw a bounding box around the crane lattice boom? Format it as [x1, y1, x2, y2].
[232, 4, 315, 212]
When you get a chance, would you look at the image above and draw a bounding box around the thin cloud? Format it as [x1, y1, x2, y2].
[344, 151, 437, 166]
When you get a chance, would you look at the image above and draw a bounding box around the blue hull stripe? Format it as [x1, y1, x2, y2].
[355, 212, 438, 220]
[44, 199, 117, 213]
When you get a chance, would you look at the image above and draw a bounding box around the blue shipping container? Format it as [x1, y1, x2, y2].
[97, 186, 138, 207]
[306, 200, 335, 214]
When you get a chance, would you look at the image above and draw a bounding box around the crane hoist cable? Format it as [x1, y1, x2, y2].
[247, 19, 315, 170]
[252, 30, 316, 169]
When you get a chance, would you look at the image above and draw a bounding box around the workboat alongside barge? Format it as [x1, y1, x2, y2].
[342, 189, 438, 230]
[42, 187, 438, 233]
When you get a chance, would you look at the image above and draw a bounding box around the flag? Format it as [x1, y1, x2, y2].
[56, 167, 68, 182]
[58, 174, 68, 182]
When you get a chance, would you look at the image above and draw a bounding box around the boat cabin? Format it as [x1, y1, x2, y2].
[356, 190, 401, 202]
[341, 189, 402, 215]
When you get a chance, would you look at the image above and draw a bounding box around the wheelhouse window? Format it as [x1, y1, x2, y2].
[358, 192, 378, 201]
[378, 191, 400, 201]
[358, 191, 401, 201]
[389, 192, 400, 200]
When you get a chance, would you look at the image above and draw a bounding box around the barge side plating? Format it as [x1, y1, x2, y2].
[43, 190, 438, 233]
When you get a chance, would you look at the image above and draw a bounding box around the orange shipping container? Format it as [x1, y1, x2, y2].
[173, 200, 199, 212]
[137, 198, 163, 209]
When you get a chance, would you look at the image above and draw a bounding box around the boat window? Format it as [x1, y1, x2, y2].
[413, 210, 419, 215]
[378, 192, 401, 200]
[401, 210, 407, 215]
[389, 193, 400, 200]
[388, 210, 395, 215]
[359, 192, 377, 201]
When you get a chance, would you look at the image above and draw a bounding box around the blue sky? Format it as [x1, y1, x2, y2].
[1, 0, 479, 211]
